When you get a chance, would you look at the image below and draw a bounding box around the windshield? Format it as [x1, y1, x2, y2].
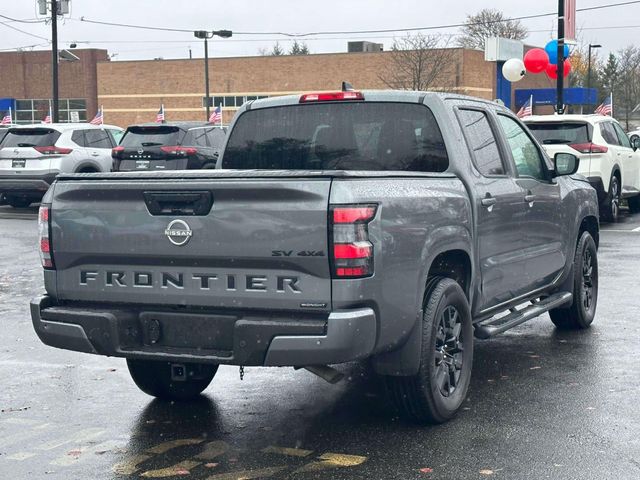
[526, 122, 591, 145]
[120, 126, 183, 147]
[1, 128, 61, 148]
[222, 102, 449, 172]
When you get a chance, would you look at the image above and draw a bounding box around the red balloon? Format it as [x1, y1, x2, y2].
[546, 59, 572, 79]
[524, 48, 549, 74]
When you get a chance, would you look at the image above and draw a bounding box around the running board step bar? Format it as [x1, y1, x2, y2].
[474, 292, 573, 339]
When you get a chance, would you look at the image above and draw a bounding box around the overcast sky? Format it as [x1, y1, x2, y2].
[1, 1, 638, 61]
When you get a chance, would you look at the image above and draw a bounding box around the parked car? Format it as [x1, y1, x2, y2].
[627, 128, 640, 145]
[112, 122, 226, 171]
[525, 114, 640, 221]
[0, 123, 123, 208]
[31, 90, 599, 424]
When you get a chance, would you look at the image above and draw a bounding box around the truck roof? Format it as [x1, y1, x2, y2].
[246, 90, 506, 111]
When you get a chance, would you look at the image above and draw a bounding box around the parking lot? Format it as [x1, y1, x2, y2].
[1, 204, 639, 480]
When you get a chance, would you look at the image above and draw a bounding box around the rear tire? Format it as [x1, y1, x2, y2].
[127, 360, 218, 401]
[5, 196, 32, 208]
[549, 231, 598, 329]
[600, 174, 620, 222]
[628, 195, 640, 214]
[385, 277, 473, 424]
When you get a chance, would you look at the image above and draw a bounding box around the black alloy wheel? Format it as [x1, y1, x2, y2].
[434, 305, 464, 397]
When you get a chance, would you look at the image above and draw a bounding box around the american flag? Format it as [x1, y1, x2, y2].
[89, 107, 104, 125]
[156, 104, 165, 123]
[595, 94, 613, 116]
[43, 107, 52, 124]
[0, 108, 12, 125]
[517, 95, 533, 118]
[209, 105, 222, 124]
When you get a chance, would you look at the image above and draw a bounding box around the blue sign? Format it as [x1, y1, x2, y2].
[515, 88, 598, 108]
[0, 98, 16, 112]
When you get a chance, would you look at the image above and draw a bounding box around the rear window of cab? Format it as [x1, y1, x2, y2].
[222, 102, 449, 172]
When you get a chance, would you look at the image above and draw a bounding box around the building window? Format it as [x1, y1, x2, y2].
[205, 95, 271, 109]
[14, 98, 87, 124]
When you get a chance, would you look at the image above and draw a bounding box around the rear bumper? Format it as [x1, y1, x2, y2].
[30, 296, 377, 366]
[0, 173, 58, 194]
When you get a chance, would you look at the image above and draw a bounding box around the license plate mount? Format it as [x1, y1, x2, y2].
[12, 159, 26, 168]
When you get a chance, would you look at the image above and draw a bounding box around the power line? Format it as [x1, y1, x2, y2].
[74, 0, 640, 37]
[0, 14, 45, 24]
[0, 20, 49, 41]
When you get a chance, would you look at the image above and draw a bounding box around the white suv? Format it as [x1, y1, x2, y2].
[525, 114, 640, 221]
[0, 123, 123, 208]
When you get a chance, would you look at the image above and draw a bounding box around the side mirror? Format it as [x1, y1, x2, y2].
[631, 136, 640, 151]
[554, 152, 580, 177]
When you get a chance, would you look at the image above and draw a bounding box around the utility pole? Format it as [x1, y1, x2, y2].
[51, 0, 59, 122]
[556, 0, 565, 114]
[194, 29, 232, 121]
[587, 44, 602, 92]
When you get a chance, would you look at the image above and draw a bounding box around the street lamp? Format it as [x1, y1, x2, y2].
[194, 29, 233, 120]
[587, 44, 602, 92]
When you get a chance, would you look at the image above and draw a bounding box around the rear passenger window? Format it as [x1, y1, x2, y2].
[206, 128, 226, 148]
[600, 123, 620, 146]
[458, 109, 504, 176]
[84, 129, 113, 149]
[187, 129, 209, 147]
[71, 130, 87, 147]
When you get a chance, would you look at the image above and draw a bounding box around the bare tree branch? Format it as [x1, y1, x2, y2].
[379, 33, 458, 92]
[457, 9, 528, 51]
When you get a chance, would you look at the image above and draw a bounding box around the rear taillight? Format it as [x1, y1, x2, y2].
[570, 143, 608, 154]
[111, 146, 125, 159]
[38, 204, 54, 269]
[160, 146, 198, 156]
[300, 91, 365, 103]
[34, 146, 73, 155]
[330, 204, 377, 278]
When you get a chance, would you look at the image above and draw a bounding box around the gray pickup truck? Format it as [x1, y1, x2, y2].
[31, 90, 599, 423]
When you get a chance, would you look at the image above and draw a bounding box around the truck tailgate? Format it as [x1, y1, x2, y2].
[50, 177, 332, 312]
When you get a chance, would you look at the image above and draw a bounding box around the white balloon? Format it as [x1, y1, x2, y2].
[502, 58, 526, 83]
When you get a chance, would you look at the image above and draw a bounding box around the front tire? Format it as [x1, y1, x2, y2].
[549, 231, 598, 329]
[385, 277, 473, 424]
[127, 360, 218, 401]
[600, 175, 620, 222]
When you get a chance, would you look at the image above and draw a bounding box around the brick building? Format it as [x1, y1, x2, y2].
[1, 46, 553, 128]
[0, 48, 108, 123]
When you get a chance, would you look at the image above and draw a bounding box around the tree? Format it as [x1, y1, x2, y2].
[612, 46, 640, 129]
[379, 33, 458, 92]
[289, 40, 310, 55]
[457, 9, 528, 51]
[600, 53, 619, 98]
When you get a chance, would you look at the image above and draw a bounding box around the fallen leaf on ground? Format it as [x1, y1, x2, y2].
[479, 469, 495, 475]
[529, 366, 542, 370]
[204, 463, 219, 468]
[175, 470, 190, 476]
[67, 449, 82, 458]
[420, 467, 434, 473]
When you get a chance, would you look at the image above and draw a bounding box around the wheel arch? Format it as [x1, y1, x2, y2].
[372, 244, 473, 377]
[74, 160, 103, 173]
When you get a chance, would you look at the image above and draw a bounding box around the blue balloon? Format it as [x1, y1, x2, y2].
[545, 40, 570, 65]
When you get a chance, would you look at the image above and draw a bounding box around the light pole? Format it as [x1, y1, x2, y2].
[587, 43, 602, 92]
[51, 0, 59, 122]
[194, 29, 232, 120]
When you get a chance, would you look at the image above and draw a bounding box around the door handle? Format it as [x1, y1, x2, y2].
[91, 152, 100, 157]
[481, 197, 497, 207]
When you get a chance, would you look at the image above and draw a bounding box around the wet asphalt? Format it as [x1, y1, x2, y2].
[0, 204, 639, 480]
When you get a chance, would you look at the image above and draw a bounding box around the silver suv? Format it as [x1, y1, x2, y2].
[0, 123, 123, 208]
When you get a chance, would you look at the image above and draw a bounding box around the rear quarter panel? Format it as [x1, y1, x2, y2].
[330, 177, 472, 353]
